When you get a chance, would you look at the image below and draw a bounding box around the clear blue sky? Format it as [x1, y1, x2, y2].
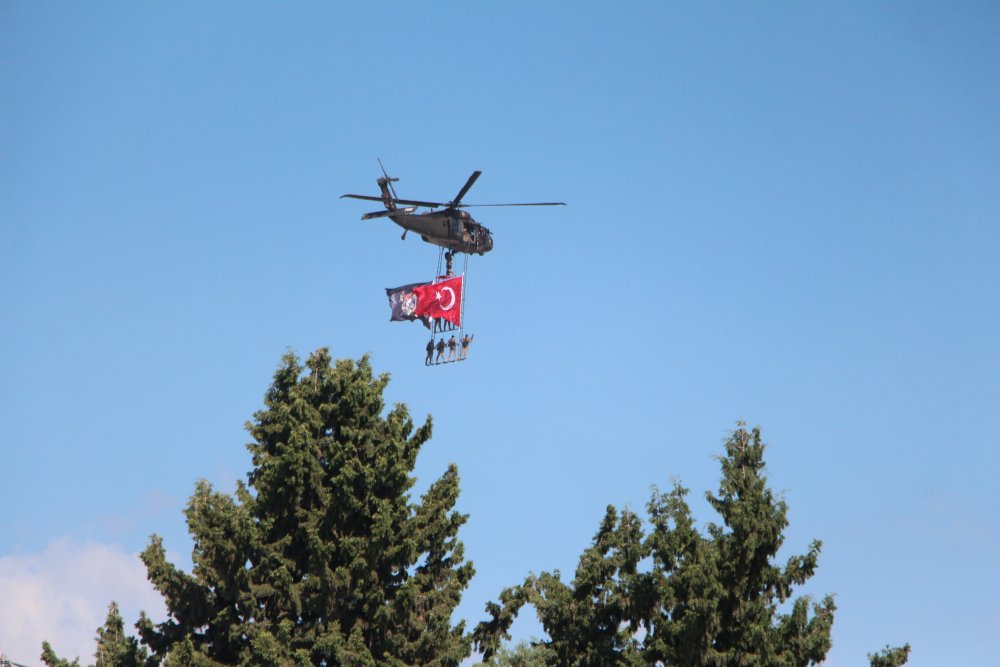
[2, 2, 998, 664]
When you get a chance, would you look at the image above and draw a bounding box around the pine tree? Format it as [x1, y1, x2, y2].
[94, 602, 147, 667]
[474, 425, 899, 666]
[695, 425, 835, 666]
[40, 643, 79, 667]
[42, 602, 146, 667]
[135, 349, 474, 665]
[868, 644, 911, 667]
[480, 641, 555, 667]
[528, 506, 647, 667]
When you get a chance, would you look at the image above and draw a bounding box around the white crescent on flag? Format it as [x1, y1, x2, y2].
[438, 287, 456, 310]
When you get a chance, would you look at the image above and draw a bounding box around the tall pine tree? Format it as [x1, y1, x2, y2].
[42, 602, 147, 667]
[135, 349, 474, 665]
[475, 425, 903, 666]
[693, 425, 835, 666]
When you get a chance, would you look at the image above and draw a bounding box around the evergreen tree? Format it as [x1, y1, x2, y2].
[134, 349, 474, 665]
[480, 641, 555, 667]
[527, 506, 647, 667]
[475, 425, 901, 666]
[40, 643, 79, 667]
[42, 602, 146, 667]
[94, 602, 147, 667]
[692, 426, 835, 666]
[868, 644, 911, 667]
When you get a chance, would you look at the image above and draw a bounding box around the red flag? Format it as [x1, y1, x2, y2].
[414, 275, 463, 326]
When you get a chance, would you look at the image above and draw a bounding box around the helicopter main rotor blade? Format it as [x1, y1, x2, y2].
[340, 194, 385, 202]
[461, 202, 567, 207]
[451, 171, 482, 207]
[389, 197, 449, 208]
[341, 193, 449, 208]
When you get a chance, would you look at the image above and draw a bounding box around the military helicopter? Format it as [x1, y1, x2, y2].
[341, 164, 565, 265]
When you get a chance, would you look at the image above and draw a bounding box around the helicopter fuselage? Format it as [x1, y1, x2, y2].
[343, 168, 561, 256]
[388, 208, 494, 255]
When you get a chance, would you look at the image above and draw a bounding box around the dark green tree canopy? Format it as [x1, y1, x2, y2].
[480, 641, 555, 667]
[134, 349, 474, 666]
[38, 355, 909, 666]
[474, 425, 905, 667]
[868, 644, 912, 667]
[42, 601, 146, 667]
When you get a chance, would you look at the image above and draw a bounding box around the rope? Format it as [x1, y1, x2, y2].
[460, 253, 469, 338]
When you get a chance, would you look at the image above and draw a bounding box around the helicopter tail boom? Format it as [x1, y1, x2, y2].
[361, 206, 416, 221]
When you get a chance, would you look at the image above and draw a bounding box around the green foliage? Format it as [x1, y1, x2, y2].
[479, 640, 556, 667]
[40, 642, 80, 667]
[474, 425, 839, 666]
[38, 357, 908, 667]
[868, 644, 911, 667]
[94, 602, 147, 667]
[42, 602, 146, 667]
[136, 349, 474, 666]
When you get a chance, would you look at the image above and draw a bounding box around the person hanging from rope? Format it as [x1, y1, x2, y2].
[425, 338, 435, 366]
[460, 333, 474, 360]
[435, 337, 446, 364]
[447, 335, 457, 361]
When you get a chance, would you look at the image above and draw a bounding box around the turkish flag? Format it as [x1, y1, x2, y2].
[414, 275, 463, 326]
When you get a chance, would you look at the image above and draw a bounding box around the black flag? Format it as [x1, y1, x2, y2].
[385, 282, 430, 322]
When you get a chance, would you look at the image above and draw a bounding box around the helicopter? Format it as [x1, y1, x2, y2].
[340, 164, 565, 263]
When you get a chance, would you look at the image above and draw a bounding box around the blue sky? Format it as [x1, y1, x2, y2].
[2, 2, 998, 664]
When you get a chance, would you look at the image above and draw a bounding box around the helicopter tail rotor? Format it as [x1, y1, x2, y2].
[376, 159, 400, 211]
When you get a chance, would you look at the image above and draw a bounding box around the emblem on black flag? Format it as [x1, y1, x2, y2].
[385, 282, 430, 322]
